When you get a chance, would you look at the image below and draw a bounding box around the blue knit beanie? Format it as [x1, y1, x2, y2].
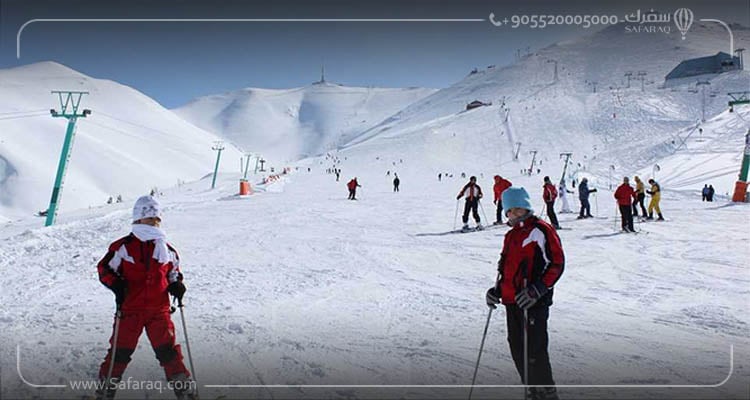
[502, 187, 534, 215]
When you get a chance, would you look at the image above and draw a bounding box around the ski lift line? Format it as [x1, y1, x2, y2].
[16, 18, 486, 58]
[0, 109, 49, 116]
[0, 112, 49, 122]
[96, 111, 183, 139]
[81, 119, 163, 142]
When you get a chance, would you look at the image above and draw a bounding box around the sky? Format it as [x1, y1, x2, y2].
[0, 0, 748, 108]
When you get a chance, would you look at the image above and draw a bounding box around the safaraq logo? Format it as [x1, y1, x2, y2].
[674, 8, 694, 40]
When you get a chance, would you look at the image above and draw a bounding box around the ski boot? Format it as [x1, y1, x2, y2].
[475, 223, 484, 231]
[170, 373, 198, 400]
[576, 215, 585, 220]
[94, 377, 119, 400]
[657, 213, 664, 221]
[646, 213, 654, 220]
[529, 386, 560, 400]
[461, 224, 470, 232]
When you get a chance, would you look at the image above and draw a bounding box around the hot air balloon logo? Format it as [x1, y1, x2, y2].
[674, 8, 694, 40]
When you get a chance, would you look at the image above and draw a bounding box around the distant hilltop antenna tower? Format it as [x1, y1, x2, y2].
[320, 64, 326, 83]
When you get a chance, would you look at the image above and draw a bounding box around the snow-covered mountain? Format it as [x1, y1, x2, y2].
[0, 62, 243, 221]
[338, 22, 750, 196]
[173, 82, 436, 161]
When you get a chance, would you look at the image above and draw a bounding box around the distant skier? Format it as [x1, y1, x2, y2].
[632, 176, 647, 218]
[347, 178, 361, 200]
[558, 179, 573, 213]
[393, 174, 400, 192]
[492, 175, 512, 225]
[116, 195, 123, 203]
[646, 179, 664, 220]
[707, 185, 715, 202]
[542, 176, 561, 229]
[95, 196, 194, 400]
[577, 177, 597, 219]
[614, 177, 636, 232]
[335, 170, 340, 182]
[486, 186, 564, 400]
[457, 176, 483, 231]
[702, 184, 709, 202]
[107, 196, 113, 205]
[438, 173, 442, 182]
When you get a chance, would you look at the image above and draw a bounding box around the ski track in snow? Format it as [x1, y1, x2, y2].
[1, 169, 749, 400]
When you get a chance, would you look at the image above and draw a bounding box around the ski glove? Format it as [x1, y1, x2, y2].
[168, 281, 186, 302]
[486, 286, 502, 309]
[514, 282, 548, 310]
[110, 278, 127, 306]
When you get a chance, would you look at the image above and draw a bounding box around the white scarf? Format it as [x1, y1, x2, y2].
[131, 224, 170, 264]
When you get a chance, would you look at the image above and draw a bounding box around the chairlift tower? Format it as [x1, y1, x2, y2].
[210, 141, 225, 189]
[528, 150, 538, 175]
[624, 71, 633, 88]
[559, 153, 572, 183]
[514, 142, 522, 161]
[728, 92, 750, 202]
[637, 71, 648, 92]
[546, 59, 559, 82]
[45, 91, 91, 226]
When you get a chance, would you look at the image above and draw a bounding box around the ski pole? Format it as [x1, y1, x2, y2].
[468, 270, 501, 400]
[594, 192, 599, 216]
[177, 298, 199, 399]
[523, 278, 529, 400]
[104, 308, 122, 391]
[540, 203, 547, 222]
[453, 200, 460, 230]
[478, 200, 489, 225]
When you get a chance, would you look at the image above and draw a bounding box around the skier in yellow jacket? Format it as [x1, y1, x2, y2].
[646, 179, 664, 221]
[632, 176, 647, 217]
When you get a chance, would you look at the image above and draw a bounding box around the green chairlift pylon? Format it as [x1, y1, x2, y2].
[45, 91, 91, 226]
[211, 141, 225, 189]
[728, 91, 750, 202]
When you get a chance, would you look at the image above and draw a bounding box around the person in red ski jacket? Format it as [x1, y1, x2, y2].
[95, 195, 195, 400]
[347, 177, 361, 200]
[457, 176, 484, 230]
[542, 176, 561, 229]
[493, 175, 512, 225]
[614, 177, 636, 232]
[486, 187, 564, 400]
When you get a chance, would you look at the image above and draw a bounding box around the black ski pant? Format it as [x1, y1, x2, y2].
[545, 201, 559, 228]
[394, 184, 399, 192]
[632, 193, 646, 217]
[619, 204, 634, 231]
[348, 188, 356, 200]
[579, 198, 591, 217]
[495, 200, 504, 224]
[462, 199, 480, 224]
[505, 304, 556, 387]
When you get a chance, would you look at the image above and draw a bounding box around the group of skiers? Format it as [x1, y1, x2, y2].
[451, 171, 668, 236]
[106, 195, 123, 205]
[702, 184, 716, 201]
[613, 176, 665, 232]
